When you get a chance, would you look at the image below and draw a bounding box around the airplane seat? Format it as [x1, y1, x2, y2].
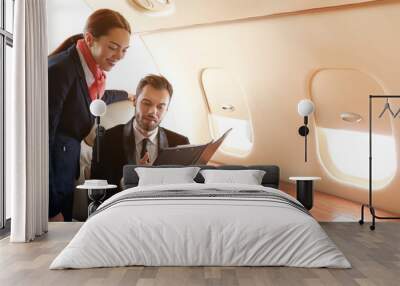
[72, 100, 134, 221]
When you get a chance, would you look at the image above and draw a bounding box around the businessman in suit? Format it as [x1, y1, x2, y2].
[91, 74, 189, 190]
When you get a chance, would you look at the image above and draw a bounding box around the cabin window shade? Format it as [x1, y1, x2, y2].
[311, 69, 396, 189]
[201, 68, 253, 156]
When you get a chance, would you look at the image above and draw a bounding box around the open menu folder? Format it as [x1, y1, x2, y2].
[153, 128, 232, 166]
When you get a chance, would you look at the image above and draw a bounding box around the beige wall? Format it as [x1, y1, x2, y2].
[86, 0, 377, 32]
[85, 0, 400, 214]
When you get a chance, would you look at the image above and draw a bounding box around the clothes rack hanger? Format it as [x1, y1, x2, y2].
[393, 106, 400, 118]
[378, 98, 395, 118]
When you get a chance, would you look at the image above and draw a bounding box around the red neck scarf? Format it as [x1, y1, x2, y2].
[76, 39, 106, 101]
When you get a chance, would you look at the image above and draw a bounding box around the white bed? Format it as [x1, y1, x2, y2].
[50, 183, 351, 269]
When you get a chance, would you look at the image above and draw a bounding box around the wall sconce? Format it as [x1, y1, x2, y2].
[90, 99, 107, 163]
[297, 99, 315, 162]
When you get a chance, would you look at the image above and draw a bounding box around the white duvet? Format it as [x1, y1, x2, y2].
[50, 183, 351, 269]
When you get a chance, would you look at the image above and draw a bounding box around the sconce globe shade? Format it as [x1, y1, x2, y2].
[90, 99, 107, 117]
[297, 99, 315, 117]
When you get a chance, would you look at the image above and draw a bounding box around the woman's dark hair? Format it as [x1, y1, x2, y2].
[49, 9, 131, 57]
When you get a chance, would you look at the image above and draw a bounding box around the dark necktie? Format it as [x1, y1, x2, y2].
[140, 138, 149, 159]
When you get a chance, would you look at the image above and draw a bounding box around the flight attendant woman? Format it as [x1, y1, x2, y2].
[48, 9, 132, 221]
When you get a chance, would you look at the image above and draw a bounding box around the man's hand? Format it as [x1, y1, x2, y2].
[139, 152, 151, 165]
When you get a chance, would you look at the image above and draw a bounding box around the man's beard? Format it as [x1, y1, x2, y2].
[136, 113, 159, 132]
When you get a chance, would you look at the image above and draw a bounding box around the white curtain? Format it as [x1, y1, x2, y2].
[8, 0, 48, 242]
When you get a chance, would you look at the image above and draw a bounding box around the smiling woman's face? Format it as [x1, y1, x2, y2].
[86, 27, 130, 71]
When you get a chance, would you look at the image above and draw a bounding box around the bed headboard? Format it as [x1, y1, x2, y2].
[122, 165, 280, 190]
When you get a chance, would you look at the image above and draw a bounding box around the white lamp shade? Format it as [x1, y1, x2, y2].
[297, 99, 315, 117]
[89, 99, 107, 117]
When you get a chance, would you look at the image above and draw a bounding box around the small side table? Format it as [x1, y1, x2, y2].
[289, 177, 321, 210]
[76, 184, 117, 216]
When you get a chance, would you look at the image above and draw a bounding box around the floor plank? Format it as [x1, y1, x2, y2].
[1, 222, 400, 286]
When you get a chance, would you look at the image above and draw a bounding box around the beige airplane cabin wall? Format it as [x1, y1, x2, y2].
[85, 0, 400, 214]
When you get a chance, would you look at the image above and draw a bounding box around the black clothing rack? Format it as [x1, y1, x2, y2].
[359, 95, 400, 230]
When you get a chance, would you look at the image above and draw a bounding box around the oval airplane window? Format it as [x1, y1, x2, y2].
[201, 68, 253, 156]
[311, 69, 396, 190]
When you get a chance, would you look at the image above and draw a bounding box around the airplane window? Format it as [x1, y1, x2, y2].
[201, 68, 253, 156]
[318, 127, 396, 189]
[211, 114, 252, 155]
[310, 68, 395, 190]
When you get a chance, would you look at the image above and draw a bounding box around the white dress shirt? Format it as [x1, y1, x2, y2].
[133, 120, 159, 165]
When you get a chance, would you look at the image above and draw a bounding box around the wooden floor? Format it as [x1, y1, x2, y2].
[1, 222, 400, 286]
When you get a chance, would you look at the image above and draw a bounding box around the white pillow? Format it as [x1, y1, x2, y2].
[135, 167, 200, 186]
[200, 169, 266, 185]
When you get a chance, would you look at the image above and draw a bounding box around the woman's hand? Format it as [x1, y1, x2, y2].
[128, 93, 135, 102]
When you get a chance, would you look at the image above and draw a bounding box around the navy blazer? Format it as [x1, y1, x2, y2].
[48, 44, 127, 219]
